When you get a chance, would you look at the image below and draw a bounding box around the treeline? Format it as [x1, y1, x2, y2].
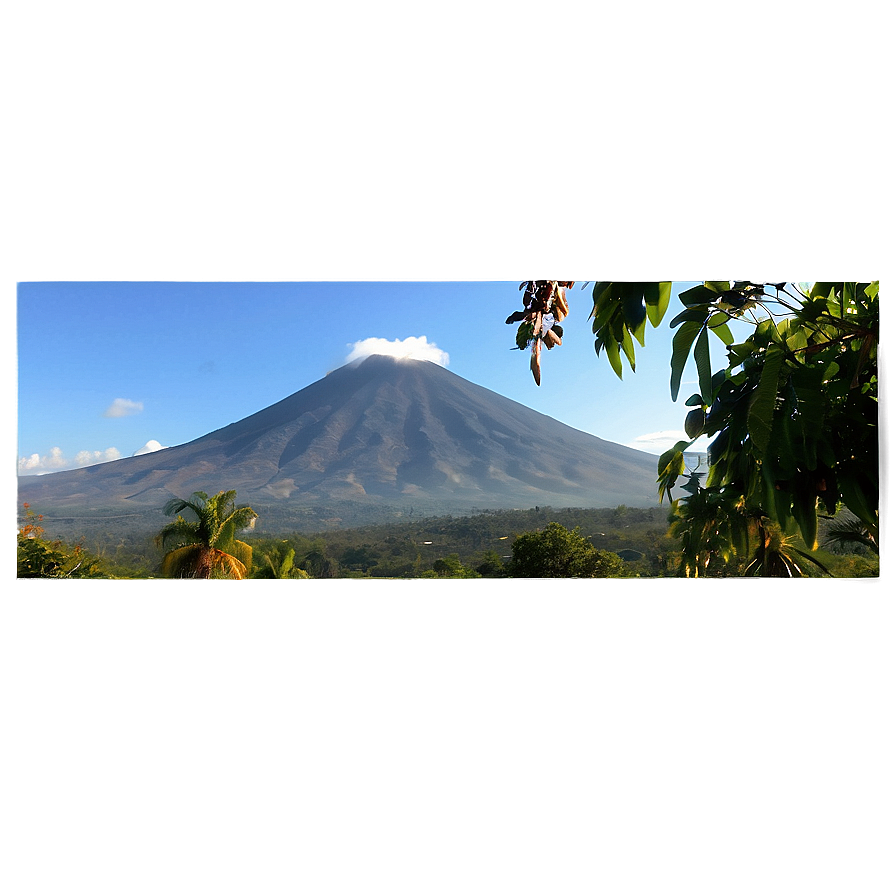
[17, 502, 677, 579]
[17, 499, 878, 580]
[248, 504, 677, 579]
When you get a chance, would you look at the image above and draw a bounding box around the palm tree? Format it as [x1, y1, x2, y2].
[253, 544, 310, 579]
[156, 490, 258, 579]
[742, 515, 830, 578]
[670, 483, 831, 578]
[821, 511, 879, 556]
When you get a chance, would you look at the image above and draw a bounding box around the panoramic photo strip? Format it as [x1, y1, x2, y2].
[17, 280, 879, 580]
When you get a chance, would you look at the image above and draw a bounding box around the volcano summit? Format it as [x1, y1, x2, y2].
[19, 355, 661, 526]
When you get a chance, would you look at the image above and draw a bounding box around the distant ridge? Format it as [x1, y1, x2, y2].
[19, 355, 661, 525]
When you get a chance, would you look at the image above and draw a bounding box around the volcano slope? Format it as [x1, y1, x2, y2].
[19, 355, 662, 533]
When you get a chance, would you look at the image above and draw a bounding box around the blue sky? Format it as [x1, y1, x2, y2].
[0, 0, 896, 486]
[16, 281, 737, 476]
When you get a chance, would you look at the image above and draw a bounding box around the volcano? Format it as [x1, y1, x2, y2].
[18, 355, 662, 528]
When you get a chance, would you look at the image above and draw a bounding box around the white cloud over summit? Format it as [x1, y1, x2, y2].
[133, 439, 167, 455]
[345, 336, 449, 367]
[104, 398, 144, 418]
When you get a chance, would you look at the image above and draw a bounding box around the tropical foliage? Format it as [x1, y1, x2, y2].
[19, 499, 873, 579]
[155, 490, 258, 579]
[508, 522, 629, 578]
[668, 478, 830, 578]
[418, 553, 481, 578]
[17, 504, 109, 578]
[513, 281, 879, 576]
[820, 510, 878, 557]
[251, 543, 311, 579]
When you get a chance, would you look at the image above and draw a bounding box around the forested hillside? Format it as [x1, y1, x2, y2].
[246, 505, 676, 578]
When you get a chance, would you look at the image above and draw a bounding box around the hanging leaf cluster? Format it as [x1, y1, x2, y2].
[506, 281, 572, 385]
[591, 281, 673, 378]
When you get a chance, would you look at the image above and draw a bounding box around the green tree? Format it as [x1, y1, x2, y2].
[509, 281, 879, 574]
[340, 545, 380, 573]
[474, 549, 506, 577]
[508, 522, 628, 578]
[17, 505, 109, 578]
[419, 553, 481, 578]
[252, 543, 310, 579]
[300, 548, 340, 579]
[155, 490, 258, 579]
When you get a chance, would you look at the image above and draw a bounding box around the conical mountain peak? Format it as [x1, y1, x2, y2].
[19, 359, 660, 524]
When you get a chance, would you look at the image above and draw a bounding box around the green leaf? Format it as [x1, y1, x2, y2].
[773, 389, 800, 475]
[591, 296, 618, 333]
[810, 282, 839, 300]
[704, 281, 732, 294]
[790, 376, 826, 468]
[603, 332, 623, 379]
[656, 442, 689, 501]
[774, 486, 796, 536]
[791, 547, 832, 576]
[670, 320, 702, 402]
[684, 393, 704, 408]
[838, 473, 878, 534]
[644, 282, 672, 327]
[656, 447, 675, 474]
[726, 342, 753, 366]
[621, 287, 647, 333]
[747, 346, 785, 454]
[631, 312, 648, 347]
[678, 284, 718, 306]
[791, 488, 819, 550]
[620, 325, 637, 372]
[592, 281, 613, 306]
[785, 326, 808, 352]
[707, 311, 734, 345]
[817, 437, 837, 469]
[685, 407, 706, 439]
[694, 327, 713, 404]
[670, 306, 710, 327]
[864, 281, 879, 299]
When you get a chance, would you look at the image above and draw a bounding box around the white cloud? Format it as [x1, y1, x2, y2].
[18, 446, 121, 475]
[19, 453, 40, 471]
[133, 439, 167, 456]
[344, 336, 449, 367]
[627, 431, 712, 456]
[104, 398, 144, 418]
[18, 448, 67, 473]
[75, 447, 122, 466]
